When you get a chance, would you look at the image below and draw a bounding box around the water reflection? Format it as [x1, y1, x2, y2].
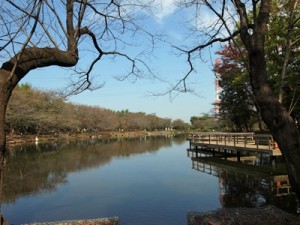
[3, 135, 222, 225]
[189, 154, 299, 214]
[3, 136, 181, 203]
[3, 135, 298, 225]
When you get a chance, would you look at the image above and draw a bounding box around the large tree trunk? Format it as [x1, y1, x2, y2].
[0, 69, 14, 169]
[0, 70, 14, 225]
[0, 107, 5, 218]
[248, 40, 300, 200]
[235, 0, 300, 199]
[250, 56, 300, 199]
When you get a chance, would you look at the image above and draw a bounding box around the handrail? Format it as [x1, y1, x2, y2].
[188, 132, 278, 151]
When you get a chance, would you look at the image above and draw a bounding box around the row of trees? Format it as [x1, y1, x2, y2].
[8, 83, 235, 134]
[190, 115, 220, 132]
[6, 84, 188, 135]
[214, 1, 300, 132]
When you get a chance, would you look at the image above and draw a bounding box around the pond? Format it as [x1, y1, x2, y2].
[1, 135, 298, 225]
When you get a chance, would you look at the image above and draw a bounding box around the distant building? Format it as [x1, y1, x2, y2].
[214, 59, 222, 116]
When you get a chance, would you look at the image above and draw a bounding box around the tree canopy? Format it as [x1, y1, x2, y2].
[215, 45, 257, 131]
[214, 1, 300, 131]
[6, 85, 188, 135]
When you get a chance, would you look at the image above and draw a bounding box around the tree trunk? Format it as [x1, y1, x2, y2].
[248, 48, 300, 200]
[234, 0, 300, 200]
[0, 71, 13, 225]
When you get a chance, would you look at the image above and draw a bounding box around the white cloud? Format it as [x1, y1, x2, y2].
[122, 0, 178, 22]
[188, 3, 237, 37]
[194, 11, 215, 29]
[154, 0, 178, 21]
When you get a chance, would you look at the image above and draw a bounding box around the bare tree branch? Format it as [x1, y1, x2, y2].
[7, 0, 42, 82]
[171, 29, 240, 93]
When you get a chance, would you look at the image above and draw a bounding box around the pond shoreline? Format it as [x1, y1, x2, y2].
[26, 217, 120, 225]
[3, 206, 299, 225]
[6, 130, 182, 146]
[188, 205, 300, 225]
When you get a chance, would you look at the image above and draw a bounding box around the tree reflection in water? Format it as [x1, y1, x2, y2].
[191, 156, 299, 214]
[2, 136, 298, 225]
[3, 136, 180, 204]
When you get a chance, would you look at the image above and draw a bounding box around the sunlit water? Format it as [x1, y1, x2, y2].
[1, 135, 298, 225]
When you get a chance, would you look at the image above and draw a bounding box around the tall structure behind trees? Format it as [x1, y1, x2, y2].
[214, 59, 222, 116]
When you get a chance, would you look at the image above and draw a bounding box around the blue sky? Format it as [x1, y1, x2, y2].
[20, 1, 218, 123]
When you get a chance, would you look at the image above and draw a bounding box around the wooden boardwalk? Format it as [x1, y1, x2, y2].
[188, 132, 282, 157]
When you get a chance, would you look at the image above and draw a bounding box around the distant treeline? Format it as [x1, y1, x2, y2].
[6, 84, 189, 135]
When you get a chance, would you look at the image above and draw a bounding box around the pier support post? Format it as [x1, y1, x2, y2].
[270, 156, 276, 167]
[260, 154, 263, 165]
[237, 151, 240, 162]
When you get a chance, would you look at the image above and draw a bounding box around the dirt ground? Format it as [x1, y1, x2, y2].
[188, 205, 300, 225]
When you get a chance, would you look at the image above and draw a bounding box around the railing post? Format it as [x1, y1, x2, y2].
[234, 135, 236, 147]
[269, 136, 273, 150]
[256, 135, 258, 149]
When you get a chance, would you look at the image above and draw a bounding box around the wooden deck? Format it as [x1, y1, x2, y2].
[188, 132, 282, 157]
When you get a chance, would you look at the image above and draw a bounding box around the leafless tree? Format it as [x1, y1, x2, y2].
[174, 0, 300, 198]
[0, 2, 160, 215]
[0, 0, 157, 160]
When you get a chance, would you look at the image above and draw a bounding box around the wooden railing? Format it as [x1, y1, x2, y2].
[188, 132, 281, 155]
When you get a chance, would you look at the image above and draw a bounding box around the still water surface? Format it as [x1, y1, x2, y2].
[2, 135, 298, 224]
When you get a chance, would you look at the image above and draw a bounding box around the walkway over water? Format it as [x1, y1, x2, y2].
[187, 132, 282, 157]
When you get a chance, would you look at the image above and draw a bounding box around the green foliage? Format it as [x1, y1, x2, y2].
[214, 44, 258, 131]
[265, 1, 300, 121]
[214, 2, 300, 131]
[18, 83, 32, 90]
[190, 115, 220, 131]
[6, 86, 178, 135]
[172, 119, 189, 131]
